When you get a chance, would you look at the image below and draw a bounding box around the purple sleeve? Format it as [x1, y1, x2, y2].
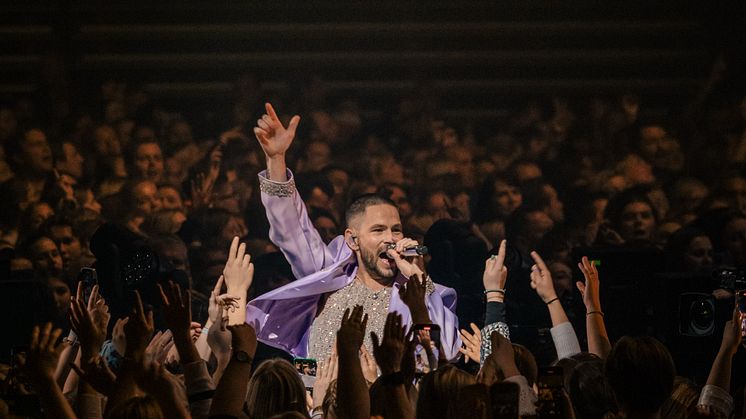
[259, 169, 335, 279]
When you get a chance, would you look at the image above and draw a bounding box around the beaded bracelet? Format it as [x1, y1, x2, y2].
[483, 289, 505, 295]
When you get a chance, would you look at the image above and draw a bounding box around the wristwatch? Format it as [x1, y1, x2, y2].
[233, 349, 252, 363]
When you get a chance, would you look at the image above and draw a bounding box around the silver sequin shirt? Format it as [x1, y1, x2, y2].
[308, 278, 392, 361]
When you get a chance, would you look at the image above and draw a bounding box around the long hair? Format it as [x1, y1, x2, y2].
[245, 358, 310, 419]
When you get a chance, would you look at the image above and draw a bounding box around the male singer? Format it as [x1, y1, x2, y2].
[246, 103, 461, 361]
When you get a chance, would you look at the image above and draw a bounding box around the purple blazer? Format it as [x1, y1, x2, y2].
[246, 170, 462, 360]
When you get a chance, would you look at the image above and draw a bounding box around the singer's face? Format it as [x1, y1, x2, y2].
[351, 204, 404, 281]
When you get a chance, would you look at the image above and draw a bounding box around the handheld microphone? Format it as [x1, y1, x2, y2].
[386, 243, 428, 257]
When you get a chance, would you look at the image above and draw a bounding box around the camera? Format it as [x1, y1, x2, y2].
[712, 267, 746, 291]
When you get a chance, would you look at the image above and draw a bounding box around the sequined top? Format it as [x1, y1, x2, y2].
[308, 278, 392, 361]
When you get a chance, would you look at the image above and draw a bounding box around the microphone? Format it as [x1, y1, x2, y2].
[386, 243, 428, 257]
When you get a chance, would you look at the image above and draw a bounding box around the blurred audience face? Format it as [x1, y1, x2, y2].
[313, 215, 338, 244]
[724, 176, 746, 212]
[619, 201, 655, 243]
[56, 141, 85, 179]
[49, 225, 82, 274]
[425, 192, 451, 221]
[133, 142, 164, 182]
[387, 185, 412, 219]
[683, 235, 713, 272]
[93, 125, 122, 157]
[221, 215, 248, 244]
[47, 277, 71, 317]
[30, 237, 63, 275]
[514, 162, 542, 183]
[493, 180, 522, 218]
[525, 210, 554, 243]
[548, 261, 573, 297]
[159, 185, 184, 210]
[16, 129, 53, 176]
[543, 184, 564, 222]
[305, 141, 331, 172]
[723, 217, 746, 266]
[28, 202, 54, 231]
[326, 168, 349, 198]
[619, 154, 655, 186]
[133, 180, 162, 214]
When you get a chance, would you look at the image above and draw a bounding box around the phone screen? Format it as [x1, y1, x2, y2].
[412, 324, 440, 377]
[294, 358, 317, 376]
[738, 290, 746, 338]
[537, 366, 564, 418]
[77, 267, 98, 304]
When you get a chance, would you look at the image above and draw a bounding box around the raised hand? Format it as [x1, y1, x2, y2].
[459, 322, 482, 364]
[20, 323, 65, 384]
[70, 284, 107, 359]
[144, 330, 175, 364]
[484, 240, 508, 295]
[529, 251, 558, 304]
[254, 102, 301, 159]
[190, 172, 215, 209]
[208, 275, 241, 325]
[70, 355, 117, 396]
[479, 331, 519, 385]
[111, 317, 129, 356]
[399, 273, 429, 324]
[371, 312, 407, 375]
[159, 281, 192, 337]
[577, 256, 601, 312]
[313, 354, 339, 409]
[359, 345, 378, 384]
[223, 237, 254, 325]
[123, 290, 154, 361]
[337, 305, 369, 355]
[721, 308, 744, 355]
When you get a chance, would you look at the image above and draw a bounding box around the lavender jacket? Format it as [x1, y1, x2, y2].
[246, 170, 462, 360]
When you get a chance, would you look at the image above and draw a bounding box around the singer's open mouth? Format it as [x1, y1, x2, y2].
[379, 251, 395, 266]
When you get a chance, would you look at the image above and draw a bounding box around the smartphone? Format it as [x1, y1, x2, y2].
[490, 381, 520, 419]
[536, 366, 564, 418]
[294, 357, 317, 377]
[412, 324, 441, 377]
[738, 290, 746, 339]
[77, 267, 98, 303]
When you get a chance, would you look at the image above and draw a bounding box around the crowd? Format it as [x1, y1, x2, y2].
[0, 62, 745, 418]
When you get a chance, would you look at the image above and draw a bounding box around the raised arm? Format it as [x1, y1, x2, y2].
[336, 305, 371, 419]
[698, 307, 742, 418]
[530, 251, 581, 360]
[577, 256, 611, 358]
[254, 103, 334, 278]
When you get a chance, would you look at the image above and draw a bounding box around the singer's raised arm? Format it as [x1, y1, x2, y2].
[254, 103, 335, 279]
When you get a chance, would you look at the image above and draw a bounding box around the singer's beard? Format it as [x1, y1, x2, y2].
[359, 244, 397, 283]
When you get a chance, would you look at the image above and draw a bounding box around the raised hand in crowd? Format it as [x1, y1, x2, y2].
[479, 331, 519, 385]
[336, 305, 371, 419]
[132, 360, 190, 419]
[158, 280, 199, 365]
[70, 353, 117, 397]
[483, 239, 508, 302]
[254, 102, 301, 181]
[143, 330, 175, 364]
[371, 312, 414, 419]
[360, 345, 378, 384]
[399, 272, 430, 324]
[209, 323, 258, 418]
[577, 256, 611, 358]
[700, 307, 744, 419]
[69, 283, 109, 360]
[222, 236, 254, 326]
[111, 317, 129, 356]
[313, 354, 339, 413]
[123, 290, 154, 362]
[459, 322, 482, 364]
[18, 323, 76, 419]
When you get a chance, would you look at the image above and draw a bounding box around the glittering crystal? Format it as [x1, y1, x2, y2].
[308, 278, 391, 361]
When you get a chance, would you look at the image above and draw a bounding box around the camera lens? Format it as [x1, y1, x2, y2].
[690, 300, 713, 331]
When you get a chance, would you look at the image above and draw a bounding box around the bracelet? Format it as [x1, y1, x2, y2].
[483, 289, 505, 295]
[586, 310, 604, 317]
[202, 326, 209, 334]
[545, 297, 559, 306]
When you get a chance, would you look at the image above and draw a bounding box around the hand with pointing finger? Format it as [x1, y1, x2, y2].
[254, 102, 301, 159]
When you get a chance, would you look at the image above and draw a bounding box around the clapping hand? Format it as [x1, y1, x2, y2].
[371, 312, 407, 375]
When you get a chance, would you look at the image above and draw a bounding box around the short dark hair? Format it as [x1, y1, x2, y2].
[605, 336, 675, 415]
[344, 193, 396, 227]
